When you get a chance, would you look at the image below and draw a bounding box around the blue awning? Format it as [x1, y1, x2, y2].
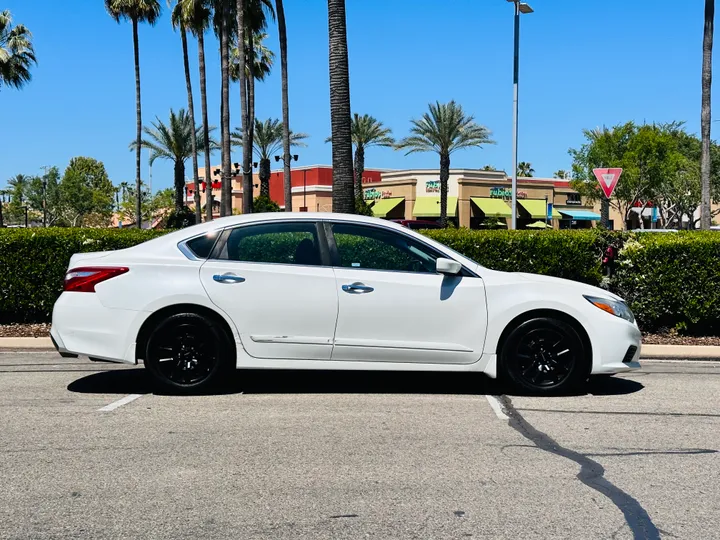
[558, 209, 601, 221]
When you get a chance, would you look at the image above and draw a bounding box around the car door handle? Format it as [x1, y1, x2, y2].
[213, 273, 246, 284]
[342, 282, 374, 294]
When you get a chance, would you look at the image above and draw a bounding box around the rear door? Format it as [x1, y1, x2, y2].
[199, 220, 338, 360]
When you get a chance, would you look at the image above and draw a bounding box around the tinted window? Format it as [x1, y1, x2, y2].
[331, 223, 438, 273]
[218, 222, 322, 266]
[185, 232, 219, 258]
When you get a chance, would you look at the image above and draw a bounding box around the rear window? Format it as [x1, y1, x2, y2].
[185, 233, 218, 258]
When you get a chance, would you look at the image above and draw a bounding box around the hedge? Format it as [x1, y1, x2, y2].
[1, 226, 720, 334]
[0, 228, 168, 323]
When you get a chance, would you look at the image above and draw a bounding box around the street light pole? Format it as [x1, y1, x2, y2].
[508, 0, 533, 230]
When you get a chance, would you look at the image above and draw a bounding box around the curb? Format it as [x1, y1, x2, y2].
[1, 338, 720, 360]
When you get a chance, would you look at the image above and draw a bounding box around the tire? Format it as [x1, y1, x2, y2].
[144, 312, 231, 393]
[499, 317, 589, 395]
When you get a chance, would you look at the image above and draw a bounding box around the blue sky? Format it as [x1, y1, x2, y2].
[0, 0, 714, 192]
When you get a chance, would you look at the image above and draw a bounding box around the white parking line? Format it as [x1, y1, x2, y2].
[98, 394, 143, 412]
[485, 395, 509, 420]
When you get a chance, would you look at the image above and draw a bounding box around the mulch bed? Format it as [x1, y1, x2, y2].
[1, 323, 720, 346]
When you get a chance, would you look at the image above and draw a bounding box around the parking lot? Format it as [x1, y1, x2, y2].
[0, 353, 718, 540]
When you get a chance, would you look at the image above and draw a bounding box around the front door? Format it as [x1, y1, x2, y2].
[326, 222, 488, 364]
[200, 220, 338, 360]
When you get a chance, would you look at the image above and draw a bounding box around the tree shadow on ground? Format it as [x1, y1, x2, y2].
[67, 368, 644, 398]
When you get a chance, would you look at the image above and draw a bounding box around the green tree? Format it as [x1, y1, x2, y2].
[130, 108, 218, 212]
[553, 169, 569, 179]
[327, 0, 354, 214]
[171, 0, 202, 224]
[60, 157, 115, 227]
[517, 162, 534, 177]
[232, 118, 307, 197]
[701, 0, 715, 229]
[0, 10, 37, 91]
[570, 122, 682, 229]
[105, 0, 162, 228]
[181, 0, 215, 222]
[26, 167, 62, 226]
[275, 0, 292, 212]
[396, 101, 495, 227]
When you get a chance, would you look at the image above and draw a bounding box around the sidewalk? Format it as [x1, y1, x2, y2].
[1, 337, 720, 360]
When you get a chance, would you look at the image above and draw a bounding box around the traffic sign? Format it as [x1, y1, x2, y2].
[593, 168, 622, 199]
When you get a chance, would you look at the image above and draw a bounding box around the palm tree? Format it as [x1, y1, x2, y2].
[105, 0, 162, 228]
[396, 101, 495, 227]
[327, 0, 354, 214]
[0, 10, 37, 90]
[130, 108, 217, 212]
[181, 0, 215, 222]
[212, 0, 234, 216]
[232, 118, 307, 196]
[326, 114, 395, 199]
[275, 0, 292, 212]
[701, 0, 714, 229]
[517, 162, 534, 177]
[235, 0, 274, 214]
[554, 169, 569, 179]
[171, 1, 202, 224]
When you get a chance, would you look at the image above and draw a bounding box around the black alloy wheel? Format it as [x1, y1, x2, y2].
[500, 317, 588, 394]
[145, 312, 230, 393]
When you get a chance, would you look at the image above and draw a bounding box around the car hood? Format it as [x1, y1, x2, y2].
[510, 272, 624, 302]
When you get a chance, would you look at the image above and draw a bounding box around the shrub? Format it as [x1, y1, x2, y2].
[0, 228, 167, 323]
[253, 195, 281, 213]
[613, 231, 720, 333]
[165, 206, 195, 229]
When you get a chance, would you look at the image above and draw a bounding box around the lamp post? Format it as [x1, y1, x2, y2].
[507, 0, 533, 230]
[274, 154, 299, 209]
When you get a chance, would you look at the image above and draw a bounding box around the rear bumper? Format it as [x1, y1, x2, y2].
[51, 292, 147, 365]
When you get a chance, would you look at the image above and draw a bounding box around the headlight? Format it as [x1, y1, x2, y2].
[584, 295, 635, 324]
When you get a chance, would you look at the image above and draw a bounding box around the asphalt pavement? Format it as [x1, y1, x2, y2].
[0, 353, 718, 539]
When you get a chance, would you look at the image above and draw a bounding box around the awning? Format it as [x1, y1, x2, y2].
[558, 209, 601, 221]
[470, 197, 512, 218]
[527, 221, 552, 229]
[371, 197, 404, 218]
[413, 196, 458, 218]
[518, 199, 562, 219]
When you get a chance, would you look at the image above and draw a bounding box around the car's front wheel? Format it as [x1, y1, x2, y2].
[144, 312, 231, 393]
[500, 317, 589, 395]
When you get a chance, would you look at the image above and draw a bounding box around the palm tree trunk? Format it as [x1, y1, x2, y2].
[439, 152, 450, 228]
[259, 158, 271, 197]
[247, 31, 256, 201]
[237, 0, 252, 214]
[354, 144, 364, 199]
[220, 0, 232, 217]
[132, 18, 143, 229]
[702, 0, 715, 230]
[174, 160, 185, 212]
[327, 0, 354, 214]
[276, 0, 292, 212]
[180, 24, 201, 224]
[198, 32, 213, 222]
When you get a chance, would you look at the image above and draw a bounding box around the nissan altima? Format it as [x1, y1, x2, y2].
[51, 213, 641, 394]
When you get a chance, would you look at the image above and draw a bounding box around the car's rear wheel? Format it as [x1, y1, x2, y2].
[500, 317, 589, 394]
[144, 312, 230, 393]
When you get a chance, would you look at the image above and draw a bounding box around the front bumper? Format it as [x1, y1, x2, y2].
[590, 317, 642, 374]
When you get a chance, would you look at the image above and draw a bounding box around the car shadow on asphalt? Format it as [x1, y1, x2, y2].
[66, 368, 645, 398]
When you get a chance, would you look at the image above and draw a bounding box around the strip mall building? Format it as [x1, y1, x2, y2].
[186, 165, 626, 229]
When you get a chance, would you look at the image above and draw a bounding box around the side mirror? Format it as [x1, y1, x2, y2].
[436, 257, 462, 276]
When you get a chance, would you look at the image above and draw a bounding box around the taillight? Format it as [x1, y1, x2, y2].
[64, 267, 129, 293]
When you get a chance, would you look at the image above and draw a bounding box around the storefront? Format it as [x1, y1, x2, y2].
[364, 169, 599, 229]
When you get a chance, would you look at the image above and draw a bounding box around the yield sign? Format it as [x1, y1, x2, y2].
[593, 168, 623, 199]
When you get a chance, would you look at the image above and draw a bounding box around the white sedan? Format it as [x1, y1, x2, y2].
[51, 213, 641, 394]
